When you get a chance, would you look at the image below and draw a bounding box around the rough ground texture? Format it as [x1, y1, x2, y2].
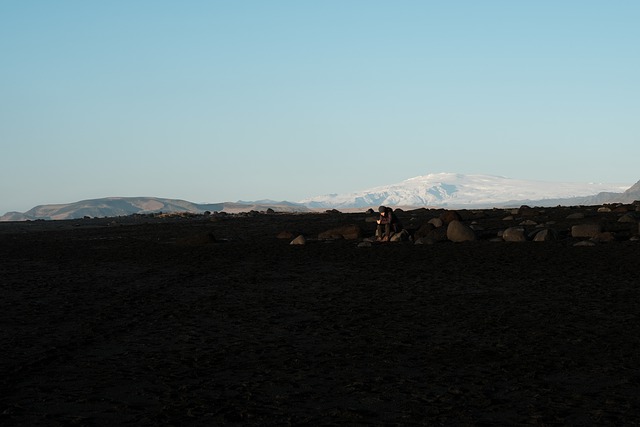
[1, 207, 640, 426]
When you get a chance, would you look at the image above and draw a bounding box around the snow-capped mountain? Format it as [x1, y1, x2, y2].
[299, 173, 633, 209]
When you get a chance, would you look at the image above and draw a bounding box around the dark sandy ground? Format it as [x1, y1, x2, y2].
[1, 207, 640, 426]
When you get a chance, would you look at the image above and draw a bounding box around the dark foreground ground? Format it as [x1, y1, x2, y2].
[1, 207, 640, 426]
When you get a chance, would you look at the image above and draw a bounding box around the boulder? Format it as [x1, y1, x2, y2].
[290, 235, 306, 245]
[414, 223, 436, 239]
[318, 225, 362, 240]
[502, 227, 527, 242]
[571, 224, 602, 238]
[425, 226, 449, 242]
[518, 206, 539, 217]
[390, 229, 411, 242]
[618, 213, 637, 223]
[591, 232, 615, 243]
[357, 241, 372, 248]
[446, 220, 477, 242]
[428, 218, 444, 228]
[439, 210, 462, 225]
[597, 207, 612, 213]
[532, 228, 558, 242]
[519, 220, 538, 226]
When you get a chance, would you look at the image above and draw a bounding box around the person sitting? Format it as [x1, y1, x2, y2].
[376, 206, 402, 241]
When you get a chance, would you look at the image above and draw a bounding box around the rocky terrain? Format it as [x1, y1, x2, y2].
[1, 203, 640, 425]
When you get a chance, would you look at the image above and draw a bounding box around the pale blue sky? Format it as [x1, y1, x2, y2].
[1, 1, 639, 213]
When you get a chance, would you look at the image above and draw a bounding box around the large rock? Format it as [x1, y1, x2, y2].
[532, 228, 558, 242]
[390, 229, 411, 242]
[571, 224, 602, 238]
[502, 227, 527, 242]
[425, 226, 449, 242]
[591, 232, 615, 243]
[618, 213, 637, 223]
[318, 225, 362, 240]
[428, 218, 444, 228]
[446, 220, 477, 242]
[518, 206, 539, 217]
[414, 223, 435, 239]
[440, 210, 462, 225]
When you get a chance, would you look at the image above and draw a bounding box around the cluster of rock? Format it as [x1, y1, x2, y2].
[283, 203, 640, 247]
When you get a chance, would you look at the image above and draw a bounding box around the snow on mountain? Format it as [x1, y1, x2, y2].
[299, 173, 633, 208]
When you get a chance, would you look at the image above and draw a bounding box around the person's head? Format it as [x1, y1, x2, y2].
[378, 206, 386, 215]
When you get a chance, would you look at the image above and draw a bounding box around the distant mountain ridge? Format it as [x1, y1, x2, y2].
[2, 173, 638, 221]
[0, 197, 309, 221]
[299, 173, 636, 208]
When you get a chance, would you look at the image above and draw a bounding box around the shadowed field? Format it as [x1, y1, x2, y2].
[1, 208, 640, 425]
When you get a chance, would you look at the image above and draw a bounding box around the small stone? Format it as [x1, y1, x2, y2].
[574, 240, 596, 247]
[276, 230, 295, 239]
[357, 241, 372, 248]
[414, 237, 436, 245]
[290, 235, 306, 245]
[597, 207, 612, 213]
[519, 220, 537, 226]
[566, 212, 586, 220]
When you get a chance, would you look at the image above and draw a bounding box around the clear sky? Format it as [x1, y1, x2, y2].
[1, 1, 639, 214]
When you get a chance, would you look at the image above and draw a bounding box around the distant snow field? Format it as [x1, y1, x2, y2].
[299, 173, 632, 208]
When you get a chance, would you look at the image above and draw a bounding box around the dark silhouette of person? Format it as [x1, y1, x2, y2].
[376, 206, 402, 241]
